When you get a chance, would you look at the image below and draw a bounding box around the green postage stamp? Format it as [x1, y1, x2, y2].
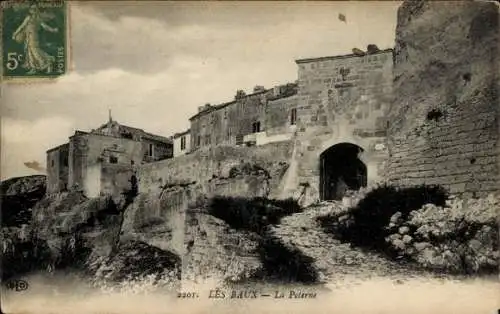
[2, 1, 67, 79]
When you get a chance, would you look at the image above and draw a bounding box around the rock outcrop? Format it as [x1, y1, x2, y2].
[1, 175, 46, 227]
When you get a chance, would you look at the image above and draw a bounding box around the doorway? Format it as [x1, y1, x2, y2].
[319, 143, 367, 200]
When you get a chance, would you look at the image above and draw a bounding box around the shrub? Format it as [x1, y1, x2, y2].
[207, 196, 302, 234]
[319, 184, 448, 252]
[385, 195, 499, 274]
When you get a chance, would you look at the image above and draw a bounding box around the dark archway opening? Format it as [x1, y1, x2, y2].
[319, 143, 367, 201]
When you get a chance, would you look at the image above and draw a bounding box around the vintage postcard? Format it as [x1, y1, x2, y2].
[0, 1, 499, 314]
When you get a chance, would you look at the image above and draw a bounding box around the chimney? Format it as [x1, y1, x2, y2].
[273, 86, 282, 97]
[366, 44, 380, 54]
[352, 48, 365, 56]
[235, 90, 246, 100]
[253, 85, 265, 93]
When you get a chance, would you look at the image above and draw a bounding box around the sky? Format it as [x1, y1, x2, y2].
[1, 1, 400, 180]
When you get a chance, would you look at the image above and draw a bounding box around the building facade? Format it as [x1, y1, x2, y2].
[46, 117, 173, 197]
[46, 45, 396, 203]
[188, 83, 298, 150]
[173, 129, 191, 157]
[289, 47, 394, 202]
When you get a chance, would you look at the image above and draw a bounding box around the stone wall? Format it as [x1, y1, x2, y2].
[137, 141, 293, 195]
[190, 91, 269, 150]
[46, 144, 69, 194]
[68, 133, 143, 196]
[386, 1, 500, 197]
[189, 84, 298, 151]
[288, 49, 394, 203]
[265, 95, 298, 136]
[100, 163, 135, 199]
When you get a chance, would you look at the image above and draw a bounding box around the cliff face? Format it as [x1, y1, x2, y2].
[386, 0, 500, 196]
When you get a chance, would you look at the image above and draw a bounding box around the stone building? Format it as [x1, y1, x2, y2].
[173, 129, 191, 157]
[287, 47, 394, 203]
[188, 83, 298, 150]
[183, 47, 394, 203]
[46, 115, 173, 197]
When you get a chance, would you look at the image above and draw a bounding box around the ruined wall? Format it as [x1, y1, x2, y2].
[290, 49, 394, 203]
[137, 141, 292, 196]
[46, 144, 69, 194]
[386, 1, 500, 197]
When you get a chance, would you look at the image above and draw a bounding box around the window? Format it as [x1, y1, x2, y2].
[196, 136, 201, 146]
[252, 121, 261, 133]
[63, 156, 68, 167]
[122, 132, 133, 139]
[290, 108, 297, 125]
[236, 134, 244, 145]
[51, 159, 55, 167]
[148, 143, 154, 157]
[180, 136, 186, 150]
[205, 135, 211, 145]
[339, 67, 350, 81]
[109, 156, 118, 164]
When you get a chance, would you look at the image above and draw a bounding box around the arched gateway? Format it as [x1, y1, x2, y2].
[319, 143, 367, 200]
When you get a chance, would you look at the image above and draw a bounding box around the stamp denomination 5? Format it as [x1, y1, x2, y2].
[2, 1, 67, 79]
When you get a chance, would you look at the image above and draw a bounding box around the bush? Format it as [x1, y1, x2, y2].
[318, 184, 448, 252]
[208, 196, 302, 234]
[248, 234, 319, 284]
[385, 195, 499, 274]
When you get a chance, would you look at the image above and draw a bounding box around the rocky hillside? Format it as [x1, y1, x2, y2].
[1, 176, 182, 290]
[1, 175, 46, 227]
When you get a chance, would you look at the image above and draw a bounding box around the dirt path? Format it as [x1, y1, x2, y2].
[270, 201, 434, 283]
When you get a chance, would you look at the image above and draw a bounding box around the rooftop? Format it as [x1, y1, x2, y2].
[95, 121, 172, 144]
[173, 129, 191, 138]
[295, 48, 393, 64]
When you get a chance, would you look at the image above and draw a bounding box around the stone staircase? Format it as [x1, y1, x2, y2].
[270, 201, 418, 283]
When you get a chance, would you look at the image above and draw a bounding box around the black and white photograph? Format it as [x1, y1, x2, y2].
[1, 1, 499, 313]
